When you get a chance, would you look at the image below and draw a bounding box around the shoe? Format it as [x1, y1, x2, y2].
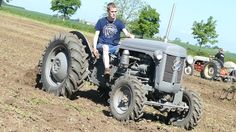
[104, 68, 110, 75]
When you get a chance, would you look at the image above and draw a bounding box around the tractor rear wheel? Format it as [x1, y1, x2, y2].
[36, 33, 89, 98]
[200, 60, 221, 80]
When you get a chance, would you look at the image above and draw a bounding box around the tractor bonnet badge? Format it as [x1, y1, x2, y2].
[172, 58, 182, 71]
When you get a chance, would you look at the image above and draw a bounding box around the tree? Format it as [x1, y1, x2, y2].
[104, 0, 145, 24]
[51, 0, 81, 20]
[130, 5, 160, 38]
[0, 0, 2, 7]
[114, 0, 145, 24]
[0, 0, 10, 7]
[192, 16, 219, 48]
[213, 45, 220, 49]
[155, 36, 164, 41]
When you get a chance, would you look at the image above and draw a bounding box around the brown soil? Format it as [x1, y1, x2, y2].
[0, 12, 235, 132]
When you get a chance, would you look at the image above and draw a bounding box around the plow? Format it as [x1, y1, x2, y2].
[219, 84, 236, 100]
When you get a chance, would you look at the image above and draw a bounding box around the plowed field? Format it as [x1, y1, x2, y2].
[0, 12, 235, 132]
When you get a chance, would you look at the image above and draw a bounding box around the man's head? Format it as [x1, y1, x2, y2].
[107, 2, 117, 20]
[219, 48, 224, 53]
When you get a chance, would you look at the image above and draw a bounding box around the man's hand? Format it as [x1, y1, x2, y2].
[93, 49, 100, 59]
[122, 28, 135, 39]
[129, 34, 135, 39]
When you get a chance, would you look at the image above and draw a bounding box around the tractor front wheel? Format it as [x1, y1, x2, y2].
[167, 90, 203, 130]
[109, 76, 146, 121]
[184, 64, 194, 75]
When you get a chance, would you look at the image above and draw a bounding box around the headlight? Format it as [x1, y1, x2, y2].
[154, 50, 163, 60]
[186, 55, 194, 64]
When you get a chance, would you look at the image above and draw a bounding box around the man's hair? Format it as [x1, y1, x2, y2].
[107, 2, 116, 11]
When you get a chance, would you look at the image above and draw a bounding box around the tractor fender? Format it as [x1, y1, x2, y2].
[70, 31, 94, 59]
[224, 61, 236, 73]
[193, 56, 210, 63]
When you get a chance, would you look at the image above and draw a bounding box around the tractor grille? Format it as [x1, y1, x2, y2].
[163, 55, 184, 83]
[177, 57, 185, 83]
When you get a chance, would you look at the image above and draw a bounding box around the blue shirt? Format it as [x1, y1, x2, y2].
[95, 17, 125, 45]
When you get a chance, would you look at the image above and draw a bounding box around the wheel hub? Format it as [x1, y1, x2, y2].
[52, 59, 61, 73]
[119, 94, 129, 111]
[114, 88, 131, 114]
[208, 67, 214, 75]
[51, 52, 68, 82]
[185, 66, 192, 74]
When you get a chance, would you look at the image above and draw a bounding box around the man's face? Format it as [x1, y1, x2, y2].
[108, 7, 117, 19]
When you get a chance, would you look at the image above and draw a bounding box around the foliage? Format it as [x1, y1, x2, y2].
[130, 5, 160, 38]
[192, 16, 219, 48]
[155, 36, 164, 41]
[170, 40, 236, 63]
[111, 0, 146, 24]
[51, 0, 81, 20]
[0, 0, 10, 7]
[212, 45, 220, 49]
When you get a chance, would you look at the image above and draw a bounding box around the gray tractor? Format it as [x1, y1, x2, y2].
[36, 31, 203, 130]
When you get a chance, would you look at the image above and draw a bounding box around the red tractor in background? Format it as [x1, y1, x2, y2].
[184, 56, 209, 75]
[184, 56, 236, 82]
[201, 59, 236, 82]
[193, 56, 210, 72]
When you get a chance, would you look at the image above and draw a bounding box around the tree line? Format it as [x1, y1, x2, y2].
[0, 0, 219, 48]
[0, 0, 10, 7]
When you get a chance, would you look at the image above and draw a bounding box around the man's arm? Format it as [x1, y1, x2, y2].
[93, 31, 100, 58]
[93, 31, 100, 51]
[215, 52, 220, 58]
[122, 28, 135, 38]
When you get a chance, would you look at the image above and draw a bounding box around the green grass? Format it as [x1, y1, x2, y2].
[1, 5, 95, 33]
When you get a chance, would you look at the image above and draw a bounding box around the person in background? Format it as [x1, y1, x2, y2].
[215, 48, 224, 65]
[93, 2, 134, 75]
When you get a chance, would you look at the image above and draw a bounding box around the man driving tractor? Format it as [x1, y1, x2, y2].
[215, 48, 225, 65]
[93, 2, 134, 75]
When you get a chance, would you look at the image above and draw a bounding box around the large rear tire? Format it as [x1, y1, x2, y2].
[37, 33, 88, 98]
[109, 76, 146, 121]
[167, 90, 203, 130]
[200, 60, 221, 80]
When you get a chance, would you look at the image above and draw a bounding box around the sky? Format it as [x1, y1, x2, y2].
[9, 0, 236, 53]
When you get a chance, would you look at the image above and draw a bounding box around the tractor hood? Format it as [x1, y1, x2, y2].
[119, 38, 187, 57]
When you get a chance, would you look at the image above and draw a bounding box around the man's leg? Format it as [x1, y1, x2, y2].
[102, 45, 110, 74]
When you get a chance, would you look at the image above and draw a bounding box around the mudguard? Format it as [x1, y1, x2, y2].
[70, 31, 94, 59]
